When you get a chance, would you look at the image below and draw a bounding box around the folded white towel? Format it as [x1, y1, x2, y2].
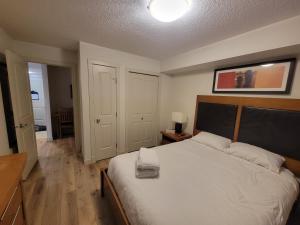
[136, 147, 160, 170]
[136, 163, 159, 178]
[135, 148, 160, 178]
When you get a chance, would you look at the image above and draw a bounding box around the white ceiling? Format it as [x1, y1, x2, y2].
[0, 0, 300, 60]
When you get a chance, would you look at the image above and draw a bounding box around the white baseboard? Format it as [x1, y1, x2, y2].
[84, 159, 95, 165]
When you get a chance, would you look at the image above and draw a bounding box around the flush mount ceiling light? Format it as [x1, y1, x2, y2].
[148, 0, 191, 23]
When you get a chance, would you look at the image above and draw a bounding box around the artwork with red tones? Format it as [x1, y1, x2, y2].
[213, 59, 296, 94]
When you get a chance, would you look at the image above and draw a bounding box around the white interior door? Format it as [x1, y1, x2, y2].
[89, 64, 117, 161]
[5, 50, 38, 179]
[126, 72, 159, 152]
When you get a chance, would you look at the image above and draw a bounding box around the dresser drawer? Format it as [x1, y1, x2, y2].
[0, 184, 22, 225]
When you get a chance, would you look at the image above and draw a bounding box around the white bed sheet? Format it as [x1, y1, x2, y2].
[108, 140, 299, 225]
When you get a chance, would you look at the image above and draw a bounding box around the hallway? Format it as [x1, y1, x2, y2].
[22, 138, 113, 225]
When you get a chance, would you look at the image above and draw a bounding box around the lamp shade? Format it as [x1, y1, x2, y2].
[172, 112, 187, 123]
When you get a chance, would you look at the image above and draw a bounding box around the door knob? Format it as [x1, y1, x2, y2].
[96, 119, 101, 124]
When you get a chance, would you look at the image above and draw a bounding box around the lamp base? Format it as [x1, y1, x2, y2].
[175, 123, 182, 134]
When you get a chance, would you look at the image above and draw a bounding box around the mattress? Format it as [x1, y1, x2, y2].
[108, 140, 299, 225]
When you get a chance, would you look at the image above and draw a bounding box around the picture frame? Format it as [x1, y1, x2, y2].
[212, 58, 296, 94]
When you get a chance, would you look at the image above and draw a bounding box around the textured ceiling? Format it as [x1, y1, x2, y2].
[0, 0, 300, 60]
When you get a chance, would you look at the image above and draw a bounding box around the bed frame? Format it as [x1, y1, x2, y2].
[101, 95, 300, 225]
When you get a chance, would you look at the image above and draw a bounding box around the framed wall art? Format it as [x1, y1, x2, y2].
[212, 58, 296, 94]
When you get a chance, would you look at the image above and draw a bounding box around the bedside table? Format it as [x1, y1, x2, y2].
[160, 131, 192, 145]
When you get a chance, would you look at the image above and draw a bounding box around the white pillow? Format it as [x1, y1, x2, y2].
[191, 131, 231, 152]
[229, 142, 285, 173]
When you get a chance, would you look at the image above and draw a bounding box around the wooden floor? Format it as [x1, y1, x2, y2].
[22, 137, 114, 225]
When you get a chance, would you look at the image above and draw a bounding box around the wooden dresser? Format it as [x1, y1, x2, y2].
[0, 153, 27, 225]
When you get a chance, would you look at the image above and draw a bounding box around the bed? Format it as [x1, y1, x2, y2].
[101, 95, 300, 225]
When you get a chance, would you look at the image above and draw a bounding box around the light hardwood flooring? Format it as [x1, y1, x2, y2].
[22, 138, 114, 225]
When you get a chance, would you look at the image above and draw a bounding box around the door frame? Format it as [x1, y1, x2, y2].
[88, 60, 120, 162]
[125, 68, 161, 153]
[40, 64, 53, 141]
[19, 57, 81, 151]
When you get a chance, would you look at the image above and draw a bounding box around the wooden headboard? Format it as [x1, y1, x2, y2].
[194, 95, 300, 176]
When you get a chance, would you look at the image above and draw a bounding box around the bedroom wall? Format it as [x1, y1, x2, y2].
[12, 40, 77, 65]
[158, 74, 173, 131]
[168, 58, 300, 134]
[161, 15, 300, 73]
[160, 16, 300, 135]
[47, 65, 73, 113]
[79, 42, 170, 163]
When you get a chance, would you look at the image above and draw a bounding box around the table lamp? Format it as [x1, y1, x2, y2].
[172, 112, 187, 134]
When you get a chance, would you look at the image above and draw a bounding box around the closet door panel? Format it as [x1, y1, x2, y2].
[99, 72, 113, 115]
[141, 114, 154, 147]
[128, 114, 143, 151]
[127, 72, 159, 152]
[142, 77, 158, 113]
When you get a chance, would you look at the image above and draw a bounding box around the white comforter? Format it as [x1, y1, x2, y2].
[108, 140, 299, 225]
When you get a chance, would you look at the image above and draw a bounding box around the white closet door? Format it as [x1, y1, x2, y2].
[127, 72, 159, 152]
[89, 64, 117, 161]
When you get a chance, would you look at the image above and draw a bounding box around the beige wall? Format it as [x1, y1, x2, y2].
[79, 42, 162, 163]
[167, 58, 300, 134]
[161, 15, 300, 73]
[48, 65, 73, 113]
[12, 40, 77, 66]
[158, 74, 173, 131]
[160, 15, 300, 135]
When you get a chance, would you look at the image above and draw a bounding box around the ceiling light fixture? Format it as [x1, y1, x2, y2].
[148, 0, 191, 23]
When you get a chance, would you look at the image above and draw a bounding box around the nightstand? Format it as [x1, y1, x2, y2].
[160, 131, 192, 145]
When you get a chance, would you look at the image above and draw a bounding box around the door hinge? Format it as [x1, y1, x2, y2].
[116, 143, 118, 148]
[116, 112, 117, 117]
[15, 123, 28, 129]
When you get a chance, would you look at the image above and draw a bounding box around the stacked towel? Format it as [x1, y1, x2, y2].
[136, 147, 160, 178]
